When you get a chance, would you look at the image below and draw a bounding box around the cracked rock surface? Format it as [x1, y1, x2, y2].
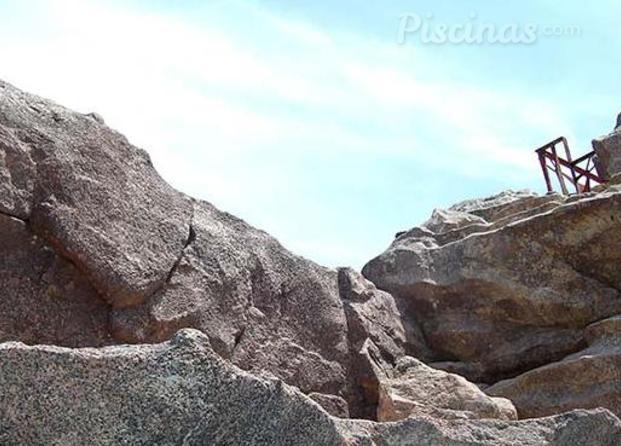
[0, 212, 111, 346]
[2, 329, 620, 446]
[486, 314, 621, 418]
[112, 200, 352, 401]
[0, 79, 356, 414]
[3, 79, 621, 443]
[0, 79, 192, 308]
[364, 189, 621, 381]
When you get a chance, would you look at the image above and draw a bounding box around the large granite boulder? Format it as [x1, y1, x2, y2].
[363, 188, 621, 383]
[0, 80, 193, 309]
[111, 200, 351, 401]
[337, 267, 435, 418]
[593, 115, 621, 180]
[378, 356, 517, 422]
[486, 314, 621, 419]
[1, 329, 620, 446]
[0, 79, 388, 415]
[0, 212, 111, 346]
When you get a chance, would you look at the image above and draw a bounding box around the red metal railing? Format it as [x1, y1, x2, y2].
[535, 137, 606, 194]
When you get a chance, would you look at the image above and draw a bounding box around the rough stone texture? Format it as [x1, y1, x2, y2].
[0, 124, 34, 219]
[0, 79, 193, 308]
[5, 79, 621, 443]
[586, 315, 621, 343]
[338, 267, 423, 418]
[593, 116, 621, 180]
[377, 357, 517, 422]
[363, 189, 621, 383]
[1, 329, 620, 446]
[0, 79, 361, 415]
[309, 392, 351, 418]
[486, 314, 621, 419]
[0, 212, 111, 346]
[344, 410, 621, 446]
[338, 267, 427, 361]
[112, 200, 351, 402]
[0, 329, 344, 446]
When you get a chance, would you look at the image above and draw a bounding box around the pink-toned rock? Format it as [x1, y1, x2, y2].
[486, 314, 621, 419]
[363, 189, 621, 383]
[377, 357, 516, 422]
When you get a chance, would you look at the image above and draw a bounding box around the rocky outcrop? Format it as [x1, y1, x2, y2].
[0, 80, 193, 308]
[486, 314, 621, 419]
[593, 115, 621, 180]
[0, 79, 390, 416]
[0, 212, 111, 346]
[377, 356, 517, 422]
[111, 199, 351, 401]
[363, 188, 621, 384]
[5, 79, 621, 443]
[1, 329, 619, 446]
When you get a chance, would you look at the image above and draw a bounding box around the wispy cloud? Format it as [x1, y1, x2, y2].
[0, 0, 579, 267]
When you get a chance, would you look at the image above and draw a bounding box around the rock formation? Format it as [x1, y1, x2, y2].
[363, 189, 621, 380]
[2, 79, 621, 444]
[1, 329, 620, 446]
[363, 184, 621, 421]
[0, 79, 353, 412]
[377, 356, 517, 422]
[486, 314, 621, 418]
[593, 114, 621, 180]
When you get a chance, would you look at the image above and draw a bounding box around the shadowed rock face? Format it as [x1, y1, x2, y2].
[0, 212, 111, 346]
[486, 315, 621, 419]
[0, 80, 194, 308]
[593, 117, 621, 180]
[0, 79, 378, 414]
[1, 329, 620, 446]
[377, 356, 517, 422]
[363, 189, 621, 383]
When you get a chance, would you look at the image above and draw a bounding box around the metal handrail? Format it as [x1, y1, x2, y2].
[535, 137, 606, 194]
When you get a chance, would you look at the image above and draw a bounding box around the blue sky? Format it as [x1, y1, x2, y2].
[0, 0, 619, 268]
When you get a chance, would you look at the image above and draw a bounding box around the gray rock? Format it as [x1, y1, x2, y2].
[344, 409, 621, 446]
[363, 190, 621, 382]
[0, 329, 344, 446]
[0, 79, 193, 308]
[0, 212, 111, 346]
[377, 356, 517, 422]
[1, 329, 620, 446]
[0, 125, 35, 219]
[309, 392, 351, 418]
[486, 315, 621, 419]
[338, 267, 427, 362]
[111, 200, 351, 402]
[593, 119, 621, 180]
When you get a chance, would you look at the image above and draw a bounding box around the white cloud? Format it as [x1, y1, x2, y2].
[0, 0, 577, 266]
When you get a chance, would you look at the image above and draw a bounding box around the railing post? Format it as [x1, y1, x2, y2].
[538, 150, 553, 193]
[551, 144, 569, 195]
[561, 137, 581, 193]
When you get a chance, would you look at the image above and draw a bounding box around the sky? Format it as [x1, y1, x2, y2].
[0, 0, 619, 269]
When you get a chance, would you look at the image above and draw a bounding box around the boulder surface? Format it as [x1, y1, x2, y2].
[486, 314, 621, 419]
[4, 79, 621, 443]
[1, 329, 620, 446]
[363, 189, 621, 383]
[377, 356, 517, 422]
[0, 80, 355, 411]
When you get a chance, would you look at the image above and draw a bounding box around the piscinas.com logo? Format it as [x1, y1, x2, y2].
[397, 13, 581, 45]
